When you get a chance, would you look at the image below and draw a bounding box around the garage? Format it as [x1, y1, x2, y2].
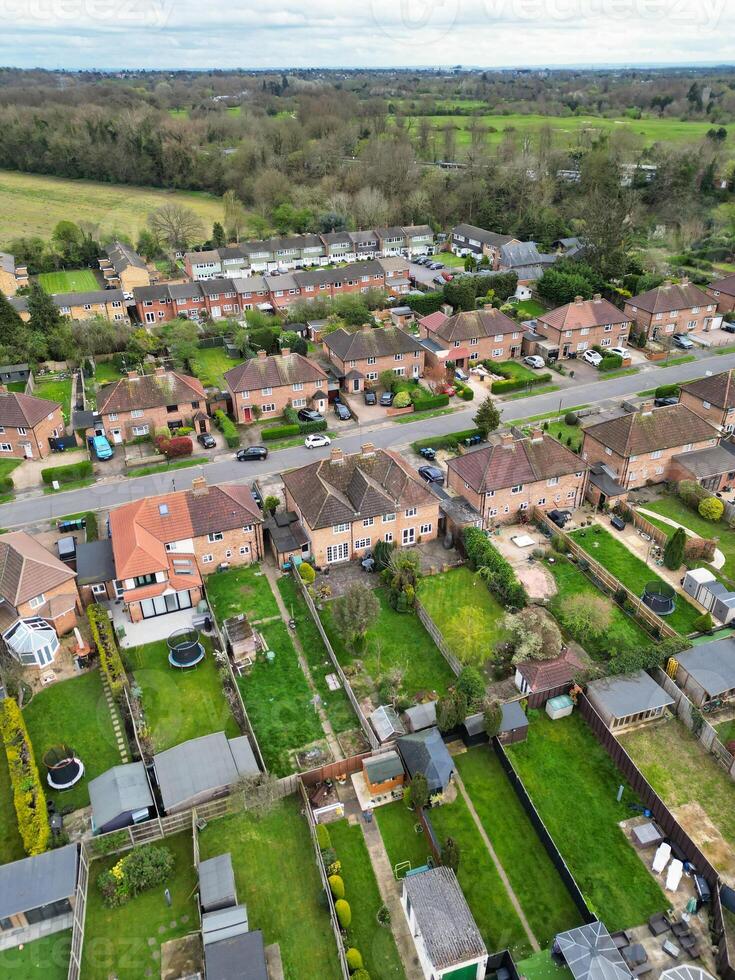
[139, 590, 193, 619]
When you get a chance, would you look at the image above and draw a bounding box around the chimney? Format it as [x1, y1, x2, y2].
[190, 475, 208, 496]
[640, 400, 654, 415]
[360, 442, 376, 457]
[154, 366, 166, 377]
[330, 447, 344, 464]
[501, 431, 515, 447]
[257, 350, 268, 360]
[0, 384, 6, 394]
[593, 293, 602, 302]
[681, 276, 690, 286]
[127, 370, 138, 380]
[530, 427, 543, 443]
[574, 295, 584, 305]
[281, 347, 291, 357]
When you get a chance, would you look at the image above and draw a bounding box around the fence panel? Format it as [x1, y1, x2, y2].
[415, 806, 443, 865]
[415, 598, 462, 676]
[621, 507, 670, 549]
[67, 842, 90, 980]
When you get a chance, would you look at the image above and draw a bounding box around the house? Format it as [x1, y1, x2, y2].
[281, 444, 440, 565]
[587, 671, 674, 731]
[418, 308, 522, 369]
[624, 280, 719, 342]
[447, 430, 588, 527]
[450, 223, 519, 267]
[75, 538, 116, 605]
[397, 727, 455, 796]
[554, 921, 633, 980]
[376, 226, 407, 256]
[96, 367, 208, 444]
[581, 402, 719, 490]
[99, 241, 150, 293]
[534, 295, 632, 359]
[668, 439, 735, 493]
[401, 866, 488, 980]
[224, 349, 328, 424]
[515, 647, 585, 696]
[198, 278, 242, 320]
[362, 751, 405, 797]
[88, 761, 155, 834]
[674, 637, 735, 707]
[11, 290, 129, 324]
[0, 844, 79, 952]
[402, 224, 434, 257]
[184, 248, 223, 280]
[322, 326, 424, 392]
[706, 272, 735, 314]
[153, 731, 259, 813]
[109, 476, 263, 622]
[0, 387, 65, 459]
[0, 531, 80, 660]
[0, 252, 28, 296]
[679, 369, 735, 431]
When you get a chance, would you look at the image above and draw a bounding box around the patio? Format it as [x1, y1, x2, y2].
[103, 600, 204, 649]
[313, 539, 461, 598]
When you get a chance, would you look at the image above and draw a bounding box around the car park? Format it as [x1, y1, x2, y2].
[582, 349, 603, 366]
[610, 515, 626, 531]
[523, 355, 545, 369]
[236, 446, 268, 461]
[418, 465, 445, 485]
[379, 390, 395, 407]
[196, 432, 216, 449]
[334, 402, 351, 420]
[364, 389, 377, 405]
[297, 409, 324, 423]
[673, 334, 695, 349]
[304, 433, 331, 448]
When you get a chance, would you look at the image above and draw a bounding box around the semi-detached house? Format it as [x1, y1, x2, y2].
[224, 349, 329, 423]
[707, 273, 735, 315]
[99, 241, 150, 293]
[418, 308, 522, 370]
[623, 280, 720, 342]
[0, 388, 65, 459]
[0, 252, 28, 296]
[450, 224, 519, 267]
[534, 295, 631, 358]
[96, 367, 209, 444]
[679, 369, 735, 431]
[323, 326, 424, 393]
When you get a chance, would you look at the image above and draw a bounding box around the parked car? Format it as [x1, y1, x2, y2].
[673, 334, 695, 350]
[305, 433, 331, 449]
[419, 447, 437, 460]
[523, 355, 545, 369]
[364, 390, 377, 406]
[334, 402, 351, 421]
[654, 395, 679, 407]
[418, 465, 445, 485]
[547, 509, 572, 528]
[454, 367, 469, 382]
[236, 446, 268, 461]
[379, 390, 395, 407]
[196, 432, 216, 449]
[297, 409, 324, 423]
[89, 434, 113, 460]
[582, 349, 603, 367]
[428, 262, 442, 270]
[722, 321, 735, 334]
[441, 271, 453, 282]
[433, 275, 446, 286]
[610, 515, 626, 531]
[608, 347, 630, 359]
[414, 256, 428, 266]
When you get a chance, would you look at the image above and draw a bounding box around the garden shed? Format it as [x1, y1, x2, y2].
[397, 727, 454, 795]
[462, 711, 488, 748]
[497, 701, 529, 745]
[363, 750, 405, 797]
[674, 637, 735, 706]
[404, 700, 437, 733]
[587, 671, 673, 731]
[370, 704, 406, 743]
[198, 853, 237, 913]
[204, 927, 268, 980]
[75, 538, 116, 605]
[153, 731, 259, 814]
[0, 844, 79, 951]
[88, 761, 154, 834]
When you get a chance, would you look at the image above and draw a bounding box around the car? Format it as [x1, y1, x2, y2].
[236, 446, 268, 461]
[723, 321, 735, 334]
[654, 395, 679, 407]
[608, 347, 629, 359]
[379, 390, 395, 407]
[548, 509, 572, 528]
[673, 334, 695, 350]
[414, 256, 428, 266]
[610, 515, 626, 531]
[196, 432, 216, 449]
[433, 275, 445, 286]
[428, 262, 442, 270]
[334, 402, 351, 421]
[441, 271, 453, 282]
[454, 367, 469, 382]
[419, 447, 437, 460]
[89, 434, 113, 460]
[297, 409, 324, 423]
[523, 355, 545, 369]
[364, 390, 377, 405]
[305, 433, 331, 449]
[582, 349, 603, 367]
[418, 465, 444, 485]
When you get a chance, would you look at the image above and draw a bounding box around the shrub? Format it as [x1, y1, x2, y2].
[316, 823, 331, 850]
[699, 496, 724, 521]
[406, 291, 445, 316]
[299, 419, 328, 434]
[335, 898, 352, 929]
[346, 948, 364, 972]
[663, 527, 686, 570]
[328, 874, 345, 899]
[214, 409, 240, 448]
[564, 412, 579, 426]
[85, 511, 99, 542]
[351, 971, 371, 980]
[491, 372, 551, 394]
[599, 353, 623, 372]
[41, 460, 93, 486]
[412, 393, 450, 411]
[299, 562, 316, 584]
[412, 428, 481, 453]
[693, 611, 714, 633]
[655, 383, 680, 399]
[97, 844, 175, 908]
[463, 526, 528, 609]
[283, 404, 299, 425]
[392, 390, 412, 408]
[88, 604, 127, 701]
[457, 383, 474, 401]
[262, 423, 300, 441]
[154, 434, 193, 459]
[0, 698, 49, 855]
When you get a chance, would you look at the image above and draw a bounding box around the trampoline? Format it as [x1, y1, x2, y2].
[641, 581, 676, 616]
[167, 627, 206, 669]
[43, 744, 85, 791]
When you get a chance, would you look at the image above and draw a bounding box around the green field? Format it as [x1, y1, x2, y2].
[38, 269, 99, 294]
[190, 346, 244, 389]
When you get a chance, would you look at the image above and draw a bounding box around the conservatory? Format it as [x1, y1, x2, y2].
[3, 617, 60, 667]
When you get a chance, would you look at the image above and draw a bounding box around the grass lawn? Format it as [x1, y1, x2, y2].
[198, 797, 342, 980]
[523, 419, 582, 451]
[395, 407, 456, 424]
[436, 251, 468, 267]
[517, 950, 572, 980]
[418, 566, 507, 666]
[546, 556, 654, 660]
[237, 620, 324, 775]
[321, 588, 456, 702]
[38, 269, 99, 294]
[493, 360, 539, 382]
[375, 799, 435, 874]
[190, 347, 244, 389]
[509, 712, 667, 931]
[0, 744, 24, 864]
[7, 380, 26, 392]
[641, 495, 735, 580]
[205, 563, 279, 623]
[329, 820, 406, 979]
[32, 376, 72, 422]
[127, 637, 238, 752]
[715, 719, 735, 745]
[457, 747, 582, 947]
[0, 456, 22, 485]
[514, 299, 547, 319]
[277, 575, 357, 735]
[127, 457, 205, 478]
[94, 361, 125, 384]
[507, 384, 561, 400]
[569, 525, 702, 635]
[82, 833, 197, 980]
[22, 669, 124, 811]
[620, 716, 735, 875]
[0, 930, 71, 979]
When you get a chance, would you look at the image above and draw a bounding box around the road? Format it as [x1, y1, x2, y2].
[3, 347, 735, 529]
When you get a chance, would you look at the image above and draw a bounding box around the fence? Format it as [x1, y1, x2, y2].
[67, 842, 90, 980]
[621, 506, 670, 550]
[415, 598, 462, 676]
[415, 805, 443, 865]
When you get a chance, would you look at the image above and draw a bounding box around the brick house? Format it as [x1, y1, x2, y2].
[0, 387, 65, 459]
[198, 279, 241, 319]
[282, 444, 440, 565]
[679, 369, 735, 431]
[134, 284, 174, 324]
[109, 476, 264, 622]
[446, 430, 588, 527]
[706, 273, 735, 315]
[224, 349, 329, 424]
[322, 326, 424, 393]
[96, 368, 209, 445]
[99, 241, 151, 293]
[11, 290, 129, 324]
[581, 402, 719, 490]
[624, 280, 719, 342]
[418, 308, 522, 370]
[0, 252, 28, 296]
[534, 295, 631, 358]
[450, 224, 519, 267]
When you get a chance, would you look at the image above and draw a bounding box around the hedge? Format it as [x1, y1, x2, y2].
[154, 435, 193, 458]
[300, 419, 328, 434]
[262, 423, 300, 441]
[412, 428, 481, 452]
[463, 526, 528, 609]
[655, 384, 680, 398]
[454, 382, 474, 401]
[41, 460, 93, 486]
[0, 698, 49, 855]
[491, 372, 552, 394]
[88, 604, 127, 701]
[599, 354, 623, 372]
[85, 511, 99, 541]
[405, 291, 445, 316]
[214, 409, 240, 448]
[413, 393, 450, 411]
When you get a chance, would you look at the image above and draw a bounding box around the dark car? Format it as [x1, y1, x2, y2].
[548, 509, 572, 528]
[610, 515, 626, 531]
[418, 465, 444, 485]
[334, 402, 351, 421]
[723, 322, 735, 334]
[236, 446, 268, 461]
[419, 447, 436, 460]
[654, 396, 678, 407]
[197, 432, 216, 449]
[364, 390, 377, 406]
[380, 391, 395, 407]
[297, 409, 324, 423]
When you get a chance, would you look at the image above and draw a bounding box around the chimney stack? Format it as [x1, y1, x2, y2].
[574, 295, 584, 305]
[154, 366, 166, 377]
[0, 384, 7, 394]
[281, 347, 291, 357]
[501, 431, 515, 447]
[530, 427, 543, 443]
[190, 475, 208, 496]
[593, 293, 602, 302]
[127, 370, 138, 380]
[360, 442, 376, 457]
[330, 447, 344, 464]
[639, 400, 654, 415]
[257, 350, 268, 360]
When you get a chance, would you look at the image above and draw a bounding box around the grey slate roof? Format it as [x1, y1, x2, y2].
[452, 223, 514, 248]
[204, 928, 268, 980]
[75, 539, 115, 586]
[403, 867, 486, 969]
[106, 241, 146, 273]
[404, 701, 437, 732]
[88, 762, 153, 830]
[202, 904, 249, 946]
[676, 638, 735, 697]
[397, 727, 454, 793]
[588, 670, 673, 719]
[154, 732, 259, 812]
[198, 853, 237, 912]
[364, 750, 405, 783]
[0, 843, 78, 919]
[55, 289, 124, 307]
[499, 700, 529, 733]
[556, 921, 633, 980]
[324, 326, 422, 361]
[0, 252, 15, 274]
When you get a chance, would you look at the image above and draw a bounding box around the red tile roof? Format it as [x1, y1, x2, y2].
[538, 297, 628, 332]
[709, 273, 735, 298]
[517, 647, 585, 692]
[583, 404, 718, 457]
[419, 311, 450, 334]
[627, 281, 712, 315]
[0, 390, 61, 429]
[0, 531, 76, 605]
[97, 371, 205, 415]
[224, 352, 327, 393]
[447, 433, 586, 494]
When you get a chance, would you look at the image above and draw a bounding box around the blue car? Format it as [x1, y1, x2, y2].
[90, 434, 113, 460]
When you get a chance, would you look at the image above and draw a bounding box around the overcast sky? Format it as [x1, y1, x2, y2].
[2, 0, 733, 70]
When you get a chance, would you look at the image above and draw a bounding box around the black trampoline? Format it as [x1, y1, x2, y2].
[641, 580, 676, 616]
[167, 627, 205, 668]
[44, 744, 85, 791]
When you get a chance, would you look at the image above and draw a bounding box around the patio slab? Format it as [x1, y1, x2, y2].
[103, 600, 204, 649]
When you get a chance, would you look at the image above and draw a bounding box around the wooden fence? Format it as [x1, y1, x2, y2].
[67, 842, 90, 980]
[415, 598, 462, 676]
[621, 506, 670, 549]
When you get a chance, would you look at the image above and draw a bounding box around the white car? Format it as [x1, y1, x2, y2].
[523, 355, 545, 369]
[608, 347, 629, 359]
[582, 349, 603, 367]
[304, 433, 331, 449]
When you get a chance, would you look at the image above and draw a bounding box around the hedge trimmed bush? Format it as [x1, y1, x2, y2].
[654, 383, 680, 399]
[299, 562, 316, 584]
[316, 823, 331, 850]
[412, 393, 449, 411]
[85, 511, 99, 541]
[599, 353, 623, 372]
[154, 434, 193, 459]
[0, 698, 49, 855]
[406, 291, 445, 316]
[491, 372, 552, 394]
[464, 526, 528, 609]
[455, 382, 474, 401]
[412, 428, 481, 453]
[299, 419, 328, 434]
[346, 948, 364, 972]
[335, 898, 352, 929]
[214, 409, 240, 448]
[41, 460, 93, 486]
[393, 391, 412, 408]
[328, 874, 345, 899]
[88, 604, 127, 701]
[262, 423, 300, 441]
[351, 970, 371, 980]
[97, 844, 175, 908]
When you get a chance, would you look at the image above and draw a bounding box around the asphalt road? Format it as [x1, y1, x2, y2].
[4, 347, 735, 530]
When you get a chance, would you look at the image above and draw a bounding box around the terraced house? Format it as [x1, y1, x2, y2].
[0, 252, 28, 296]
[323, 325, 424, 393]
[0, 387, 65, 459]
[99, 241, 151, 293]
[623, 280, 720, 341]
[418, 307, 522, 370]
[11, 289, 129, 324]
[679, 369, 735, 431]
[282, 444, 440, 564]
[534, 294, 632, 358]
[96, 367, 209, 444]
[447, 429, 588, 526]
[450, 223, 520, 266]
[224, 349, 329, 423]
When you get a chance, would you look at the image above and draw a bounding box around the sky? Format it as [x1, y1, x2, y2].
[1, 0, 734, 70]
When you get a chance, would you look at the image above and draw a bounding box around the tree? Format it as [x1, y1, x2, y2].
[211, 221, 226, 248]
[562, 593, 613, 644]
[443, 277, 476, 312]
[473, 397, 501, 438]
[503, 608, 563, 664]
[699, 496, 724, 521]
[456, 666, 486, 708]
[663, 526, 687, 569]
[436, 689, 467, 732]
[148, 204, 204, 251]
[331, 583, 380, 650]
[223, 190, 248, 242]
[263, 495, 280, 515]
[441, 837, 461, 873]
[136, 229, 163, 261]
[384, 549, 422, 612]
[693, 611, 713, 633]
[0, 291, 28, 354]
[372, 538, 394, 572]
[379, 370, 396, 393]
[27, 281, 61, 335]
[158, 318, 199, 369]
[409, 772, 429, 810]
[280, 331, 307, 356]
[483, 698, 503, 737]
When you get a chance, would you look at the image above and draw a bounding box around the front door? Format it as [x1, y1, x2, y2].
[402, 527, 415, 545]
[112, 429, 122, 444]
[21, 442, 32, 459]
[352, 379, 360, 392]
[198, 420, 207, 433]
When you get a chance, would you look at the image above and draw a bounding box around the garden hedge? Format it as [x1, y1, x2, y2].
[654, 383, 680, 399]
[406, 291, 445, 316]
[412, 428, 481, 452]
[262, 423, 300, 441]
[0, 698, 49, 855]
[97, 844, 175, 908]
[463, 526, 528, 609]
[85, 511, 99, 541]
[88, 604, 127, 701]
[214, 409, 240, 448]
[41, 460, 93, 486]
[412, 393, 450, 411]
[491, 372, 552, 394]
[299, 419, 328, 434]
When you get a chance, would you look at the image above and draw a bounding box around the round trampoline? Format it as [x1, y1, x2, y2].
[167, 627, 205, 669]
[641, 580, 676, 616]
[43, 744, 84, 791]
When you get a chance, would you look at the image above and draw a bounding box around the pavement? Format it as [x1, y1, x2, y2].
[4, 346, 735, 530]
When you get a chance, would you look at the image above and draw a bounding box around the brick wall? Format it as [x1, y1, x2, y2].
[582, 430, 718, 489]
[101, 401, 206, 443]
[192, 523, 264, 569]
[17, 579, 80, 634]
[447, 467, 587, 525]
[0, 405, 65, 459]
[624, 301, 718, 340]
[324, 349, 424, 392]
[679, 391, 733, 429]
[230, 379, 327, 424]
[536, 321, 631, 357]
[707, 286, 735, 315]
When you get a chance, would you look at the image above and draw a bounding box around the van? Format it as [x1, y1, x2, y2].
[91, 435, 113, 460]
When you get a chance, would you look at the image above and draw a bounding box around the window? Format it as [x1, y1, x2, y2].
[293, 398, 306, 408]
[292, 383, 304, 391]
[604, 324, 613, 332]
[367, 356, 376, 365]
[108, 413, 118, 421]
[239, 545, 251, 555]
[492, 348, 503, 357]
[383, 513, 396, 523]
[332, 523, 349, 534]
[519, 501, 529, 511]
[242, 391, 250, 400]
[703, 401, 711, 409]
[0, 442, 13, 452]
[315, 380, 323, 388]
[366, 372, 378, 381]
[326, 542, 349, 563]
[261, 387, 272, 396]
[394, 353, 404, 361]
[225, 549, 232, 558]
[131, 409, 144, 418]
[510, 484, 523, 494]
[202, 554, 214, 563]
[402, 527, 416, 545]
[29, 594, 46, 609]
[17, 427, 26, 436]
[261, 404, 276, 414]
[537, 497, 546, 506]
[405, 507, 417, 517]
[132, 425, 149, 437]
[547, 477, 559, 487]
[420, 522, 432, 534]
[605, 447, 612, 455]
[567, 490, 576, 499]
[600, 338, 611, 347]
[355, 537, 371, 549]
[207, 531, 224, 542]
[394, 367, 405, 376]
[651, 450, 662, 460]
[688, 320, 696, 329]
[91, 583, 107, 595]
[363, 517, 374, 527]
[384, 532, 393, 542]
[488, 507, 498, 518]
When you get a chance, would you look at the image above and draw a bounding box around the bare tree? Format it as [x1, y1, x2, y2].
[148, 204, 204, 251]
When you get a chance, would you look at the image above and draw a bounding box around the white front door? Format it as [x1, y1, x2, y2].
[112, 429, 122, 444]
[402, 527, 415, 545]
[326, 542, 349, 564]
[21, 442, 32, 459]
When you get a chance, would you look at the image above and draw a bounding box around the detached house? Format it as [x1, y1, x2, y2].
[535, 295, 631, 358]
[418, 308, 522, 370]
[99, 241, 151, 293]
[624, 280, 719, 342]
[96, 368, 209, 445]
[447, 430, 588, 527]
[0, 387, 65, 459]
[680, 369, 735, 431]
[110, 476, 263, 622]
[581, 402, 719, 490]
[282, 444, 439, 565]
[323, 326, 424, 393]
[707, 273, 735, 315]
[224, 349, 328, 424]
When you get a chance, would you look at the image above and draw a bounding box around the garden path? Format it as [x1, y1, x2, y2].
[100, 671, 129, 764]
[637, 508, 726, 569]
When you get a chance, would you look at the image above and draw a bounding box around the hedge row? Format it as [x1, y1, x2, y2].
[491, 372, 552, 394]
[655, 383, 680, 398]
[88, 605, 127, 701]
[405, 290, 445, 316]
[262, 423, 300, 441]
[413, 393, 450, 411]
[0, 698, 49, 855]
[214, 409, 240, 448]
[454, 381, 474, 401]
[300, 419, 328, 434]
[412, 427, 481, 452]
[41, 460, 93, 486]
[463, 526, 528, 609]
[316, 823, 370, 979]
